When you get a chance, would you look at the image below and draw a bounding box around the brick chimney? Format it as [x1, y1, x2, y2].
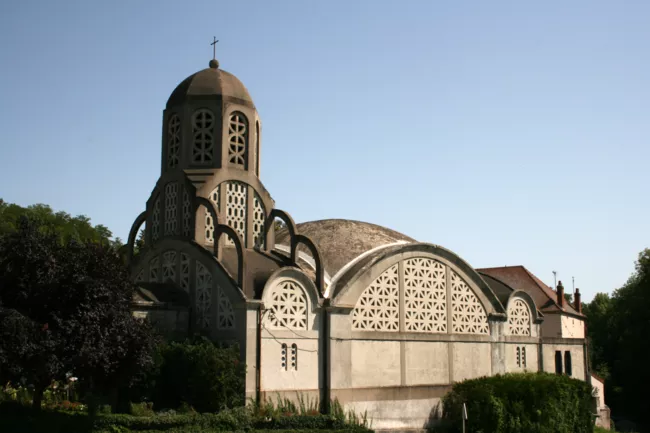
[557, 280, 565, 308]
[574, 288, 582, 314]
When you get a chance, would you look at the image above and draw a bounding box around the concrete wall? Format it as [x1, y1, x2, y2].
[503, 342, 539, 373]
[592, 375, 605, 409]
[542, 341, 585, 380]
[561, 315, 585, 339]
[261, 333, 319, 392]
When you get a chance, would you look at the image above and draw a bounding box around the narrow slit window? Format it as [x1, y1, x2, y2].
[555, 351, 563, 374]
[564, 351, 572, 376]
[281, 344, 287, 371]
[291, 343, 298, 371]
[516, 347, 521, 367]
[522, 347, 526, 368]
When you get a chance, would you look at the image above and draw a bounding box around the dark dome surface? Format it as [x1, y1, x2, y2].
[166, 62, 254, 108]
[275, 219, 415, 277]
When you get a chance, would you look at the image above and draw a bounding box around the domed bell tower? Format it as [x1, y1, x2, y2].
[144, 55, 275, 253]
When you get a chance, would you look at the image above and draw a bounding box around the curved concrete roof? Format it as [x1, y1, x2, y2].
[275, 219, 415, 277]
[167, 62, 254, 108]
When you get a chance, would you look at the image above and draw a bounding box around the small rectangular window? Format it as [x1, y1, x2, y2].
[291, 343, 298, 371]
[281, 344, 287, 371]
[522, 347, 527, 368]
[564, 351, 572, 376]
[516, 347, 521, 367]
[555, 351, 563, 374]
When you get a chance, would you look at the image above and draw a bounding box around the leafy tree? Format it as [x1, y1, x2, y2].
[0, 199, 120, 247]
[583, 248, 650, 429]
[0, 217, 158, 411]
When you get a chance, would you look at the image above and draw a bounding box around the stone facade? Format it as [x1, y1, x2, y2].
[126, 58, 596, 431]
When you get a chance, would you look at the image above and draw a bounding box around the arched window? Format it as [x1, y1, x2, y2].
[267, 280, 308, 330]
[167, 113, 181, 168]
[192, 109, 215, 164]
[450, 271, 489, 334]
[196, 261, 212, 329]
[164, 183, 179, 236]
[564, 351, 572, 376]
[228, 112, 248, 169]
[507, 298, 531, 336]
[353, 264, 399, 332]
[151, 196, 161, 242]
[162, 251, 176, 283]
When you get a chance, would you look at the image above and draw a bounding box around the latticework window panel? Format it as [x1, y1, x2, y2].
[180, 253, 190, 292]
[267, 280, 308, 330]
[205, 185, 219, 244]
[192, 109, 214, 163]
[149, 256, 160, 283]
[196, 261, 212, 329]
[252, 192, 265, 248]
[508, 298, 531, 336]
[135, 269, 145, 283]
[164, 183, 179, 236]
[450, 271, 489, 334]
[162, 251, 176, 283]
[216, 285, 235, 330]
[167, 113, 181, 168]
[404, 258, 447, 333]
[225, 181, 247, 246]
[228, 112, 248, 168]
[182, 189, 192, 237]
[151, 197, 161, 242]
[352, 264, 399, 332]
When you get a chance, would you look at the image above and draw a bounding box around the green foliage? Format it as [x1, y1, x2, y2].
[0, 199, 120, 247]
[151, 338, 246, 413]
[583, 248, 650, 429]
[0, 400, 373, 432]
[0, 217, 159, 410]
[441, 372, 593, 433]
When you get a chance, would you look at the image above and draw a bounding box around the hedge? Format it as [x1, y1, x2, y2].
[0, 402, 373, 433]
[441, 372, 593, 433]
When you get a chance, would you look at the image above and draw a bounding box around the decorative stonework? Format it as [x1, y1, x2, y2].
[167, 113, 181, 168]
[180, 253, 190, 292]
[252, 192, 265, 248]
[164, 183, 179, 236]
[149, 256, 160, 283]
[162, 251, 176, 283]
[353, 264, 399, 332]
[225, 181, 247, 245]
[182, 189, 192, 237]
[216, 285, 235, 330]
[196, 261, 212, 329]
[205, 185, 219, 244]
[135, 269, 145, 283]
[228, 112, 248, 168]
[267, 280, 308, 330]
[404, 258, 447, 333]
[508, 298, 531, 336]
[192, 109, 214, 164]
[151, 197, 161, 242]
[450, 271, 489, 334]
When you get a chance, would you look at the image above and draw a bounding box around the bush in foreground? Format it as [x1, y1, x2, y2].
[441, 372, 593, 433]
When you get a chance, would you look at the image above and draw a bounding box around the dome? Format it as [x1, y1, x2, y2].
[166, 60, 255, 109]
[275, 219, 415, 277]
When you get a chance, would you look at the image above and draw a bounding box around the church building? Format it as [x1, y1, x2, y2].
[125, 56, 600, 430]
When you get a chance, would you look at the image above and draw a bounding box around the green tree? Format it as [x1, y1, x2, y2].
[0, 217, 158, 411]
[583, 249, 650, 429]
[0, 199, 120, 247]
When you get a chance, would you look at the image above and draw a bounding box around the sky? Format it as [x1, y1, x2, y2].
[1, 1, 648, 302]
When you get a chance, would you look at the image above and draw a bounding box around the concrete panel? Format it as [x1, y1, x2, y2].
[561, 315, 585, 339]
[346, 398, 441, 430]
[504, 343, 539, 373]
[351, 340, 401, 388]
[542, 344, 585, 380]
[404, 342, 449, 385]
[261, 337, 319, 391]
[451, 342, 491, 382]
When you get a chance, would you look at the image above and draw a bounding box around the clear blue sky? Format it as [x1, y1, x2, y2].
[1, 1, 648, 301]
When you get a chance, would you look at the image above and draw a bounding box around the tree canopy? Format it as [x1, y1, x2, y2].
[583, 248, 650, 429]
[0, 198, 122, 247]
[0, 216, 157, 410]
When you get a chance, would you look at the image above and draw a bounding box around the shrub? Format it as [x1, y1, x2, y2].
[441, 372, 593, 433]
[151, 338, 245, 413]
